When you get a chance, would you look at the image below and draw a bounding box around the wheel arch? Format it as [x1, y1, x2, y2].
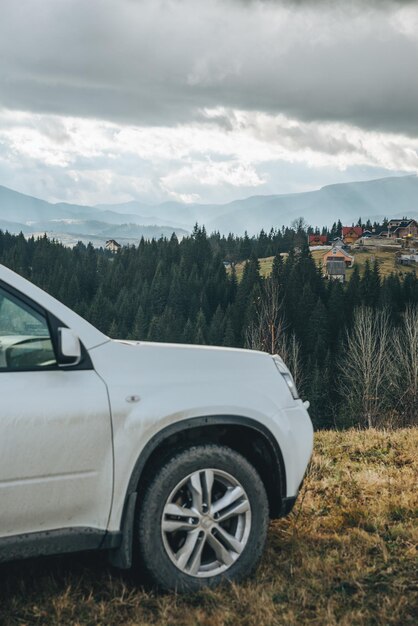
[127, 415, 287, 519]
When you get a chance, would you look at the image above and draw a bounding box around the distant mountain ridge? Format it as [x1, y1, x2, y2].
[204, 175, 418, 234]
[0, 185, 190, 246]
[0, 175, 417, 244]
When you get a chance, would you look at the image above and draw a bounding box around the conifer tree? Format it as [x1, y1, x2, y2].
[223, 319, 235, 347]
[208, 305, 225, 345]
[130, 306, 147, 340]
[182, 318, 195, 344]
[194, 309, 207, 344]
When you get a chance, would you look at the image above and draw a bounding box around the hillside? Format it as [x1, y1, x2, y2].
[0, 428, 416, 625]
[233, 248, 418, 281]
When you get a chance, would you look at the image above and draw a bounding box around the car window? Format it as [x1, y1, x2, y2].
[0, 287, 57, 370]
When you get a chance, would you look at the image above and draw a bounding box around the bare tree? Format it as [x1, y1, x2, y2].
[278, 331, 304, 391]
[391, 305, 418, 426]
[245, 278, 304, 389]
[339, 307, 391, 427]
[245, 278, 282, 355]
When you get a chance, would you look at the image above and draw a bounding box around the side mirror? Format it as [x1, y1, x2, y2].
[58, 327, 81, 366]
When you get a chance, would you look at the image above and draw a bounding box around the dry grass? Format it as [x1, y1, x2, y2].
[0, 429, 417, 626]
[346, 249, 417, 279]
[233, 256, 276, 281]
[233, 249, 417, 282]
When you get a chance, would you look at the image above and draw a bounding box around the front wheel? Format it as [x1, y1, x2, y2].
[136, 444, 269, 591]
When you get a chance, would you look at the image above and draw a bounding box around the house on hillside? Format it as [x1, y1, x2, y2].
[105, 239, 121, 253]
[323, 246, 354, 270]
[342, 226, 363, 245]
[309, 234, 328, 247]
[386, 219, 418, 239]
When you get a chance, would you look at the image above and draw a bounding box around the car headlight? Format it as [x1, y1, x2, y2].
[273, 355, 300, 400]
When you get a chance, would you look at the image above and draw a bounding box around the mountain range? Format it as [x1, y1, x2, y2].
[0, 175, 418, 246]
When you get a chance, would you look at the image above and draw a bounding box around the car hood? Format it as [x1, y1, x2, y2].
[92, 338, 279, 390]
[114, 339, 273, 371]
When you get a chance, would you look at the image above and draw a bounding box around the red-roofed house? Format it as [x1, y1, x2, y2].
[342, 226, 363, 245]
[308, 234, 328, 247]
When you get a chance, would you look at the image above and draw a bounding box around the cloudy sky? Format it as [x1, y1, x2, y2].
[0, 0, 418, 205]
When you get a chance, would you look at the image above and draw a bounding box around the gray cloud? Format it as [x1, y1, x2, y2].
[236, 1, 417, 4]
[0, 0, 417, 136]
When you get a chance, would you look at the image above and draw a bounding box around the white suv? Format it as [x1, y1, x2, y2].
[0, 263, 313, 591]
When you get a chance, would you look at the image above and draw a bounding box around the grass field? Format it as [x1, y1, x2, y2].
[233, 255, 278, 281]
[233, 248, 417, 281]
[0, 429, 416, 626]
[346, 248, 417, 279]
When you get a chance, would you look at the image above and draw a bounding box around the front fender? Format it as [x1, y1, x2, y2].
[89, 340, 307, 533]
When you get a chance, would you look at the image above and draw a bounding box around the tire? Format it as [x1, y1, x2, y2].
[136, 444, 269, 592]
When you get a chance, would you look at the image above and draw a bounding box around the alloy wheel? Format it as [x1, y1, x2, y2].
[161, 468, 252, 578]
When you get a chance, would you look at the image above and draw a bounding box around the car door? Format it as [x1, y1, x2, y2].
[0, 284, 113, 539]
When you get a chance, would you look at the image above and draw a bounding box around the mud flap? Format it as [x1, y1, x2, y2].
[108, 492, 137, 569]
